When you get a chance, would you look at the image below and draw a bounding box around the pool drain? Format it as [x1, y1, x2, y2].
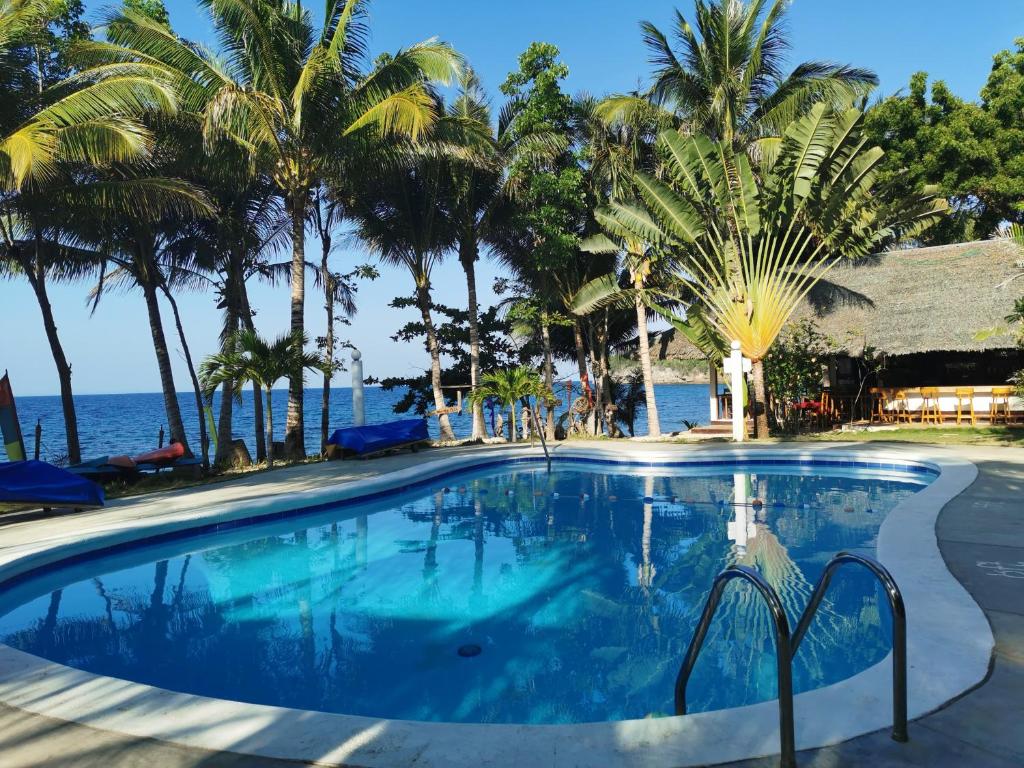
[457, 644, 482, 658]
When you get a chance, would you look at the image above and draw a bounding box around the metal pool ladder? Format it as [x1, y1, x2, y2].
[674, 552, 908, 768]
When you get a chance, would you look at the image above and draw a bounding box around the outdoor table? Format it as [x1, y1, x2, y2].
[879, 387, 1022, 422]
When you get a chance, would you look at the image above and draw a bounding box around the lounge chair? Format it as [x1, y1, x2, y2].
[0, 460, 105, 508]
[68, 439, 202, 482]
[326, 418, 430, 459]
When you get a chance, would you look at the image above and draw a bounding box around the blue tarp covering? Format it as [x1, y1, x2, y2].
[0, 460, 105, 507]
[328, 419, 429, 456]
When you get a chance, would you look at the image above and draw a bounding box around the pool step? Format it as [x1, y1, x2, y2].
[687, 419, 753, 437]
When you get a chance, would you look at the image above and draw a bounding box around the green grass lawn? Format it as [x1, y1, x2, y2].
[781, 426, 1024, 446]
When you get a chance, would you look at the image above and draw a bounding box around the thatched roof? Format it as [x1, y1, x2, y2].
[798, 239, 1021, 356]
[654, 239, 1023, 361]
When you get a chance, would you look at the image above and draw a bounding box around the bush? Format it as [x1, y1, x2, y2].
[764, 320, 834, 432]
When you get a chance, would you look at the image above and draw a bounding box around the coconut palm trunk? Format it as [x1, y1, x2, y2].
[239, 284, 266, 462]
[321, 266, 334, 453]
[214, 296, 238, 466]
[540, 320, 556, 440]
[215, 376, 234, 465]
[573, 320, 590, 399]
[162, 285, 209, 469]
[633, 277, 661, 437]
[264, 384, 275, 468]
[141, 277, 191, 456]
[416, 284, 455, 441]
[459, 239, 486, 440]
[284, 194, 307, 460]
[23, 256, 81, 464]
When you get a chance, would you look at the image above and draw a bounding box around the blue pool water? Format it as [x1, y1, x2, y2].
[0, 461, 931, 724]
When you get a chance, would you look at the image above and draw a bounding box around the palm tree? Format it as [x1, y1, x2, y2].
[468, 365, 543, 443]
[0, 0, 179, 464]
[200, 330, 322, 468]
[194, 162, 287, 465]
[83, 163, 215, 457]
[436, 69, 565, 440]
[575, 96, 674, 437]
[577, 235, 669, 436]
[350, 163, 458, 441]
[595, 105, 946, 437]
[436, 72, 500, 441]
[616, 0, 878, 155]
[96, 1, 460, 459]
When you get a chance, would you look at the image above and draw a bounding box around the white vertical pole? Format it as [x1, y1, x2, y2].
[708, 362, 719, 422]
[729, 341, 745, 443]
[351, 349, 365, 427]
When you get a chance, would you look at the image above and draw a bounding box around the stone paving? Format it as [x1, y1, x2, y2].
[0, 441, 1020, 767]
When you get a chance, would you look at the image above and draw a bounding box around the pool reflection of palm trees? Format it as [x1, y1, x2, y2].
[0, 469, 921, 722]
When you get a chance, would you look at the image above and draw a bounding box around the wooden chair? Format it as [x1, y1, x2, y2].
[892, 389, 913, 424]
[869, 387, 891, 423]
[955, 387, 976, 426]
[990, 386, 1013, 424]
[919, 387, 942, 425]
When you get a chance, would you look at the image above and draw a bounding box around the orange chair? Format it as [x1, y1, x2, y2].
[919, 387, 942, 425]
[990, 386, 1013, 424]
[955, 387, 976, 426]
[869, 387, 892, 423]
[892, 389, 913, 424]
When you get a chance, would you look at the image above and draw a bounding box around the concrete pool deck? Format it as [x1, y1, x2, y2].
[0, 440, 1020, 767]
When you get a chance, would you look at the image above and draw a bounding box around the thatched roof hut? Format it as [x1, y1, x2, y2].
[797, 239, 1022, 356]
[655, 239, 1022, 360]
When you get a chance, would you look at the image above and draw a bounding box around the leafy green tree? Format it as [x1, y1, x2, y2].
[376, 298, 528, 422]
[468, 365, 544, 443]
[200, 330, 321, 467]
[764, 319, 833, 432]
[433, 69, 561, 440]
[498, 44, 601, 421]
[98, 0, 460, 458]
[865, 40, 1024, 243]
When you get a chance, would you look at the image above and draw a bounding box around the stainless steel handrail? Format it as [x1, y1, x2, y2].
[674, 565, 797, 768]
[674, 553, 908, 768]
[791, 551, 908, 743]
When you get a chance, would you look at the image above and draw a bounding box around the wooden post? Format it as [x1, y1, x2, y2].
[158, 425, 165, 448]
[33, 419, 41, 460]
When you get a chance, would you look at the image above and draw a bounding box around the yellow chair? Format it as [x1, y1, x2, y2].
[869, 387, 892, 423]
[919, 387, 942, 425]
[955, 387, 976, 426]
[892, 389, 913, 424]
[990, 386, 1013, 424]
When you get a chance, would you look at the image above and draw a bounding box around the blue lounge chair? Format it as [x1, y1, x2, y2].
[0, 460, 105, 508]
[327, 418, 430, 459]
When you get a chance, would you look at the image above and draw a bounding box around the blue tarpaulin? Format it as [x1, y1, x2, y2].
[327, 419, 429, 456]
[0, 460, 105, 507]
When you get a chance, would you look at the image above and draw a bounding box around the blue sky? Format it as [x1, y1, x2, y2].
[3, 0, 1021, 395]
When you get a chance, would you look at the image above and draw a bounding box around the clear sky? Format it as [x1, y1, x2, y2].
[3, 0, 1021, 395]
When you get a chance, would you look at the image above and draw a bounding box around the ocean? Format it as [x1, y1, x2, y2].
[2, 383, 718, 463]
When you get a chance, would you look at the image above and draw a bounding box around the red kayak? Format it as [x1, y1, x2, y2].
[133, 441, 186, 466]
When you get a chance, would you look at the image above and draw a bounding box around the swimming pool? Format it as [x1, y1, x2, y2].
[0, 457, 934, 725]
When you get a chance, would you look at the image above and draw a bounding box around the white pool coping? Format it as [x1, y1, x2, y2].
[0, 443, 992, 767]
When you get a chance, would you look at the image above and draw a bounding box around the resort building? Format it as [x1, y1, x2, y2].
[801, 239, 1022, 389]
[656, 239, 1024, 421]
